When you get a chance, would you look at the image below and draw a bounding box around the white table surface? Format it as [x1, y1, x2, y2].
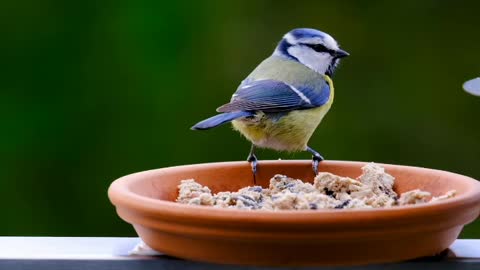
[0, 237, 479, 269]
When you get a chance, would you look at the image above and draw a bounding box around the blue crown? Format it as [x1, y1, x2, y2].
[288, 28, 327, 40]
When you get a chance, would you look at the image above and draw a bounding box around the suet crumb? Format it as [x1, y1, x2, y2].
[176, 163, 455, 210]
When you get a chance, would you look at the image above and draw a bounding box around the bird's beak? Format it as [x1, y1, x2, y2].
[334, 49, 350, 58]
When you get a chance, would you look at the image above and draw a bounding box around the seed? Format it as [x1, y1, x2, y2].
[324, 188, 335, 197]
[335, 200, 351, 209]
[249, 186, 263, 192]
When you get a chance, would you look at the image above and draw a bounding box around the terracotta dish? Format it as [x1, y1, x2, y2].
[108, 160, 480, 266]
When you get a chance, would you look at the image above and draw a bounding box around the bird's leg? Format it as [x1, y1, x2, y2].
[307, 146, 324, 175]
[247, 144, 258, 184]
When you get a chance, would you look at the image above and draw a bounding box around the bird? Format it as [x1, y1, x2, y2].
[191, 28, 349, 175]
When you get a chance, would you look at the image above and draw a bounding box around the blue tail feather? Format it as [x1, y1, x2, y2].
[191, 111, 254, 130]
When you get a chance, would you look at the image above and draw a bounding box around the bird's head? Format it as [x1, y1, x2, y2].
[274, 28, 349, 76]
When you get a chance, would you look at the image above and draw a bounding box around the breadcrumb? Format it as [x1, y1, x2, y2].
[176, 164, 455, 210]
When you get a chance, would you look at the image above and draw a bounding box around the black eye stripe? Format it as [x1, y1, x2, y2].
[303, 43, 334, 54]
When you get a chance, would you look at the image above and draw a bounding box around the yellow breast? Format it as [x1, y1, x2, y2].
[232, 76, 334, 152]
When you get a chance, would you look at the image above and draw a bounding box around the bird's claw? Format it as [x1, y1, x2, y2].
[247, 154, 258, 174]
[312, 159, 319, 175]
[312, 154, 324, 175]
[307, 146, 324, 175]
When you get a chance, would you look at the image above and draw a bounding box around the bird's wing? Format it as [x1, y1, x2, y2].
[217, 79, 330, 113]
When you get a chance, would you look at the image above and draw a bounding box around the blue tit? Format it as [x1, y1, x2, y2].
[192, 28, 349, 175]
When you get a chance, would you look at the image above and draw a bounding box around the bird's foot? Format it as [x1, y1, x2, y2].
[247, 153, 258, 175]
[307, 146, 324, 175]
[312, 155, 324, 175]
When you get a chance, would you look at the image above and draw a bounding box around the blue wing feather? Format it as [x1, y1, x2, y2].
[191, 111, 254, 130]
[217, 79, 330, 113]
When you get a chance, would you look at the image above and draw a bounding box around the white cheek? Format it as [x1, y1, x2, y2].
[287, 46, 332, 74]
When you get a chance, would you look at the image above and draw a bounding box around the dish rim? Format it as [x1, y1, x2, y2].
[108, 160, 480, 226]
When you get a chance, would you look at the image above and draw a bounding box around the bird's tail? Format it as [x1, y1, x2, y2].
[191, 111, 254, 130]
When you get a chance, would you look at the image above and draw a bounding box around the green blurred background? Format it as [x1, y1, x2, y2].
[1, 0, 479, 237]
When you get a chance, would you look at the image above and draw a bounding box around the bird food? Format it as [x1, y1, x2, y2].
[176, 163, 456, 210]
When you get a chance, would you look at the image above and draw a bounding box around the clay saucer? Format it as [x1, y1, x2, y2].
[108, 160, 480, 266]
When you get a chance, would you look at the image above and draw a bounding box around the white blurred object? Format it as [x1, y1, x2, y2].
[463, 77, 480, 96]
[129, 240, 162, 256]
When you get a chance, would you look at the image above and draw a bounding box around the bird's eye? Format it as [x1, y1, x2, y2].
[305, 43, 331, 53]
